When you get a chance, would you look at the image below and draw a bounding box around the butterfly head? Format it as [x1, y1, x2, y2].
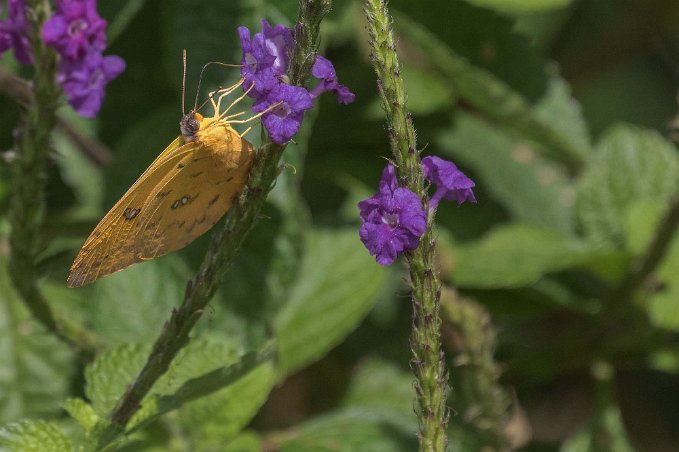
[180, 111, 205, 143]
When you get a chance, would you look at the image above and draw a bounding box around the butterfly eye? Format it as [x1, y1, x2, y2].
[180, 113, 201, 142]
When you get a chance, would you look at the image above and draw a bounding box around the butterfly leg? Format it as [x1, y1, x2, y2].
[226, 101, 284, 125]
[210, 78, 246, 114]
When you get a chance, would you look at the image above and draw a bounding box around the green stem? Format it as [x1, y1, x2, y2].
[364, 1, 449, 450]
[104, 0, 331, 438]
[441, 289, 510, 450]
[8, 0, 101, 358]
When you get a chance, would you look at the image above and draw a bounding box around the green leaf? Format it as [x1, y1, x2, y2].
[561, 405, 634, 452]
[0, 263, 75, 423]
[175, 357, 275, 448]
[341, 359, 416, 432]
[275, 228, 388, 375]
[646, 228, 679, 331]
[87, 255, 190, 345]
[392, 0, 549, 102]
[451, 224, 598, 288]
[269, 409, 417, 451]
[62, 398, 99, 433]
[395, 13, 589, 163]
[576, 125, 679, 248]
[132, 340, 274, 433]
[465, 0, 574, 13]
[85, 344, 148, 417]
[438, 112, 575, 233]
[0, 420, 72, 452]
[367, 64, 456, 118]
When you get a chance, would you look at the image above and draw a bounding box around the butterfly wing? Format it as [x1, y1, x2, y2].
[133, 131, 253, 260]
[67, 139, 200, 287]
[67, 126, 253, 287]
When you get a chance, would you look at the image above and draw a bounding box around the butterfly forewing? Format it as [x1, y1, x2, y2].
[67, 120, 254, 287]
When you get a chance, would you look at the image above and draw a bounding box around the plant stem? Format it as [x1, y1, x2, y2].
[441, 288, 511, 450]
[364, 1, 449, 450]
[105, 0, 331, 435]
[8, 0, 101, 358]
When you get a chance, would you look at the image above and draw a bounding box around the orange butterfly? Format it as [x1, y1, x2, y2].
[67, 79, 259, 287]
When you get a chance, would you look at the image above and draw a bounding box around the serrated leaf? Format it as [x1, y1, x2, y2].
[275, 228, 388, 375]
[85, 344, 148, 417]
[576, 125, 679, 248]
[0, 420, 72, 452]
[175, 358, 275, 448]
[88, 255, 190, 345]
[120, 340, 275, 435]
[465, 0, 574, 13]
[452, 225, 597, 289]
[438, 112, 574, 233]
[270, 409, 417, 452]
[62, 398, 99, 433]
[0, 263, 74, 423]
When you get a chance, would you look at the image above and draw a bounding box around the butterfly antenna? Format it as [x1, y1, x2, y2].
[193, 61, 243, 111]
[182, 49, 188, 115]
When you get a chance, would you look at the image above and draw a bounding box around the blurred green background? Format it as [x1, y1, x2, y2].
[1, 0, 679, 450]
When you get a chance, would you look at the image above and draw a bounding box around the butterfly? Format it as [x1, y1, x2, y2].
[67, 79, 259, 287]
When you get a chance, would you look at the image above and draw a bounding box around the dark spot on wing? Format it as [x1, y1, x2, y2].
[191, 171, 204, 178]
[123, 207, 141, 220]
[208, 194, 220, 207]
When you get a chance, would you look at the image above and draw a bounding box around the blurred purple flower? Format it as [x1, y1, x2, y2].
[421, 156, 476, 208]
[310, 55, 355, 104]
[0, 0, 33, 64]
[42, 0, 106, 60]
[358, 165, 426, 265]
[57, 51, 125, 118]
[253, 83, 312, 144]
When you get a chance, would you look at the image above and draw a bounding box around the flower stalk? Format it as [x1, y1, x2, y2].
[103, 0, 332, 440]
[7, 0, 102, 357]
[364, 0, 449, 449]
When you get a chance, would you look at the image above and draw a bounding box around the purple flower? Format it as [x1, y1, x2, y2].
[0, 0, 32, 64]
[57, 51, 125, 118]
[253, 83, 312, 144]
[42, 0, 107, 60]
[260, 19, 293, 75]
[421, 156, 476, 208]
[238, 19, 294, 100]
[358, 165, 426, 265]
[310, 56, 355, 104]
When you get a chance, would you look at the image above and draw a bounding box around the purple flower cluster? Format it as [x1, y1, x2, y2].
[238, 20, 355, 144]
[0, 0, 124, 118]
[43, 0, 124, 118]
[0, 0, 32, 64]
[358, 157, 476, 266]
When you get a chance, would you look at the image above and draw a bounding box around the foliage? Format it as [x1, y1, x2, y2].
[1, 0, 679, 450]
